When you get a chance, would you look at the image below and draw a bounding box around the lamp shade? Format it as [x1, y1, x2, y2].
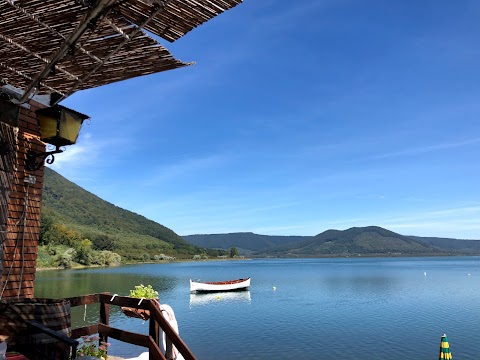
[36, 105, 89, 147]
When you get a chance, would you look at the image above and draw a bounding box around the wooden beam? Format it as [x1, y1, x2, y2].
[98, 293, 150, 309]
[0, 32, 80, 81]
[58, 1, 167, 103]
[2, 0, 102, 64]
[149, 303, 197, 360]
[71, 324, 99, 339]
[98, 323, 149, 347]
[19, 0, 117, 103]
[65, 293, 100, 307]
[0, 61, 64, 96]
[148, 336, 168, 360]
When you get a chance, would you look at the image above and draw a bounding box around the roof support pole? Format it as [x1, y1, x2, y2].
[19, 0, 117, 103]
[0, 61, 65, 96]
[0, 33, 80, 82]
[56, 1, 167, 103]
[2, 0, 103, 64]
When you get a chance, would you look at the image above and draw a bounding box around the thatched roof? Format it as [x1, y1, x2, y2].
[0, 0, 242, 102]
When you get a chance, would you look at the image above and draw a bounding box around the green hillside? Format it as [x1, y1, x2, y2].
[409, 235, 480, 253]
[42, 167, 219, 260]
[185, 227, 480, 257]
[184, 232, 309, 255]
[42, 168, 480, 261]
[280, 226, 440, 256]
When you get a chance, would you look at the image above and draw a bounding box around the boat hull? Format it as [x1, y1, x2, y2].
[190, 278, 250, 293]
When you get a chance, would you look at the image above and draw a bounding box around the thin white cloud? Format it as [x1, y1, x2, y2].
[47, 144, 88, 169]
[47, 131, 133, 182]
[369, 137, 480, 160]
[142, 153, 228, 186]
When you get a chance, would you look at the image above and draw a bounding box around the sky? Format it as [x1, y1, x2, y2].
[54, 0, 480, 239]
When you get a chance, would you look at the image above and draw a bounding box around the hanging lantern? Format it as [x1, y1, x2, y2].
[36, 105, 88, 147]
[25, 105, 89, 171]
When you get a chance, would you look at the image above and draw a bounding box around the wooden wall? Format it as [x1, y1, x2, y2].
[1, 100, 45, 299]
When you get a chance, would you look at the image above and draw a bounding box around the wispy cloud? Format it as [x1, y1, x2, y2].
[369, 137, 480, 160]
[141, 153, 228, 186]
[48, 131, 134, 180]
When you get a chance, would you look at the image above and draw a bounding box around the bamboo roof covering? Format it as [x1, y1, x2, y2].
[0, 0, 242, 101]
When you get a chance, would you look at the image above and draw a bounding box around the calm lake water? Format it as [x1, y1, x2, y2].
[35, 257, 480, 359]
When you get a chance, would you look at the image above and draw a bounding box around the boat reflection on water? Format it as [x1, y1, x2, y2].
[189, 290, 251, 306]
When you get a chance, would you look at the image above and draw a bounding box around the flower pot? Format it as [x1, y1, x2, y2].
[121, 297, 160, 321]
[120, 307, 150, 321]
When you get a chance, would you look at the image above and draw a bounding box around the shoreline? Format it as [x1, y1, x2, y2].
[34, 253, 479, 271]
[36, 257, 250, 271]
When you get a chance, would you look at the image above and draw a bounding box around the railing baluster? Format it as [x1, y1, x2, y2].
[165, 337, 173, 360]
[99, 292, 110, 351]
[149, 302, 198, 360]
[149, 309, 160, 346]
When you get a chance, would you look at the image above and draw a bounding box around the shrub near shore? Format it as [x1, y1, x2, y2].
[37, 244, 121, 269]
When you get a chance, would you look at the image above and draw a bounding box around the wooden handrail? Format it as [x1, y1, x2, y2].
[63, 293, 196, 360]
[98, 323, 150, 347]
[148, 302, 198, 360]
[148, 336, 168, 360]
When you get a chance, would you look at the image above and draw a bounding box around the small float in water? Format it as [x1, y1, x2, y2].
[189, 277, 251, 293]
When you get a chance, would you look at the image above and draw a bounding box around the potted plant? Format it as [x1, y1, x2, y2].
[121, 284, 159, 320]
[77, 335, 111, 359]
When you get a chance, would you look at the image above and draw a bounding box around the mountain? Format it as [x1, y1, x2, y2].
[409, 236, 480, 253]
[184, 233, 309, 256]
[184, 226, 480, 257]
[275, 226, 439, 257]
[42, 168, 212, 260]
[43, 168, 480, 259]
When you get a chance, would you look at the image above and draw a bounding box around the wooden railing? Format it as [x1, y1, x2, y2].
[67, 293, 197, 360]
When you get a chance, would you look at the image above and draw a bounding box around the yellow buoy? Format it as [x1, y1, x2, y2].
[273, 286, 276, 291]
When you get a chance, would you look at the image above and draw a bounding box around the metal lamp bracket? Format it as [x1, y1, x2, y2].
[25, 147, 63, 171]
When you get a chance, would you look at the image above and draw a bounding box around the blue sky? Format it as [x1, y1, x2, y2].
[55, 0, 480, 239]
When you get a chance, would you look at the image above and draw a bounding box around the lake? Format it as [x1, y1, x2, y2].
[34, 257, 480, 359]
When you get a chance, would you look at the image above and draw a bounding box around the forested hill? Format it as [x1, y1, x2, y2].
[42, 167, 217, 260]
[184, 233, 310, 256]
[184, 227, 480, 257]
[42, 168, 480, 260]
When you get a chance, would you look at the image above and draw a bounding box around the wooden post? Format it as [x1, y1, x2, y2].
[99, 293, 110, 351]
[149, 305, 197, 360]
[165, 338, 173, 360]
[149, 299, 160, 358]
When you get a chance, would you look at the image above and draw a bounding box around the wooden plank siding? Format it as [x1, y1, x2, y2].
[1, 100, 46, 300]
[0, 121, 16, 293]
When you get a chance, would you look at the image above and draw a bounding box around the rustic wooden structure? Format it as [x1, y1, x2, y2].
[0, 0, 243, 102]
[0, 0, 243, 299]
[2, 293, 196, 360]
[1, 99, 46, 299]
[1, 1, 243, 357]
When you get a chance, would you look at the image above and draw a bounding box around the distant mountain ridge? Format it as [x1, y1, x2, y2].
[184, 226, 480, 257]
[43, 168, 480, 259]
[183, 232, 310, 256]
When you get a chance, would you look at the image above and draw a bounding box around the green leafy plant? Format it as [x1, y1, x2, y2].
[77, 335, 110, 359]
[129, 284, 158, 299]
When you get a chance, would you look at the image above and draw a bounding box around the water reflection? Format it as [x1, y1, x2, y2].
[35, 268, 180, 298]
[34, 258, 480, 360]
[190, 290, 251, 307]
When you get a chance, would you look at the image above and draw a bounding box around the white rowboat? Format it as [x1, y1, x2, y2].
[190, 277, 250, 293]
